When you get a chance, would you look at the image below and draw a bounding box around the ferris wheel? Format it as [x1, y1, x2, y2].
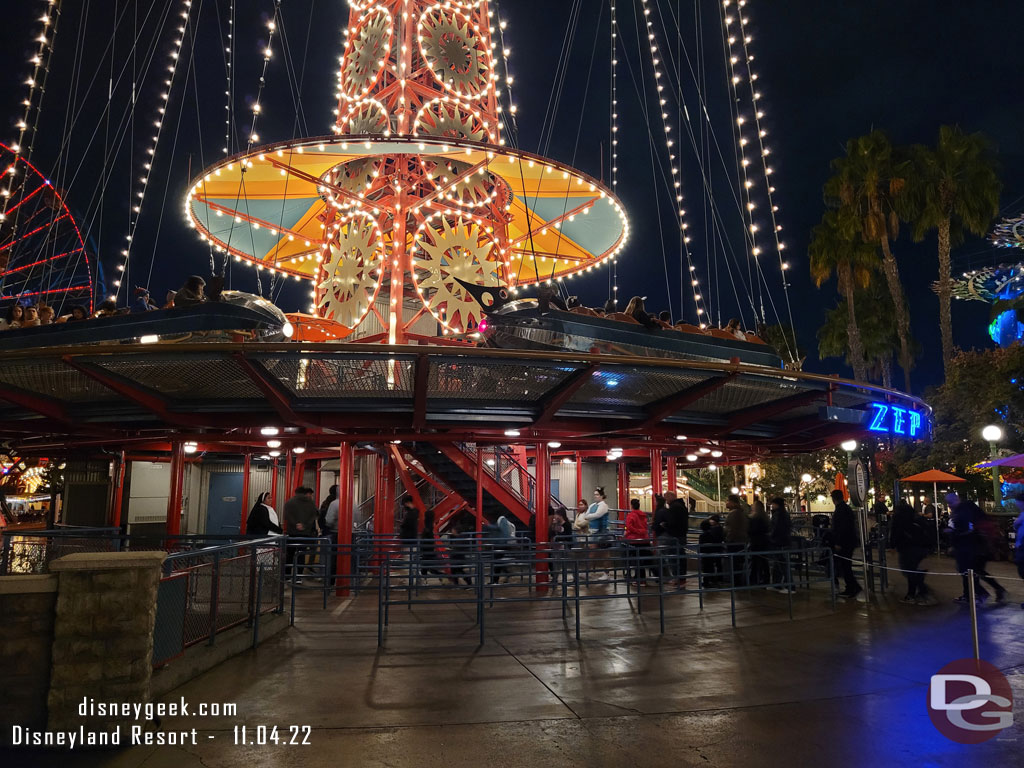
[0, 142, 93, 314]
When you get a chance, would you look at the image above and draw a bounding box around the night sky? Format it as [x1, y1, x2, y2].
[2, 0, 1021, 393]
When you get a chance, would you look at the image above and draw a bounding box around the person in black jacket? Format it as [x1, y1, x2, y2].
[767, 497, 793, 592]
[246, 491, 282, 536]
[831, 490, 862, 598]
[398, 499, 420, 543]
[948, 494, 1006, 604]
[698, 515, 725, 586]
[318, 484, 338, 535]
[660, 492, 689, 586]
[890, 502, 931, 604]
[748, 501, 771, 585]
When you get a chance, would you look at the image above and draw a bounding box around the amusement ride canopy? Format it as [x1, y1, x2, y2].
[186, 0, 628, 343]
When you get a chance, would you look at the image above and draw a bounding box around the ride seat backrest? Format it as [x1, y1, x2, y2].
[673, 323, 705, 335]
[607, 312, 640, 325]
[570, 306, 600, 317]
[706, 328, 738, 340]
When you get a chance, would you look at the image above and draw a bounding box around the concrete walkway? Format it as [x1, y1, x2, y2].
[11, 556, 1024, 767]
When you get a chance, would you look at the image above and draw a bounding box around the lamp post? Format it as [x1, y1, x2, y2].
[800, 473, 813, 514]
[982, 425, 1004, 508]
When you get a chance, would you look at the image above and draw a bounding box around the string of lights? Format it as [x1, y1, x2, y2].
[113, 0, 195, 302]
[245, 3, 282, 149]
[731, 0, 797, 347]
[494, 8, 517, 147]
[2, 0, 61, 222]
[223, 0, 235, 155]
[610, 0, 619, 307]
[637, 0, 707, 327]
[720, 0, 763, 322]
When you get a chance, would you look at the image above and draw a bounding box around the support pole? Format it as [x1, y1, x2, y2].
[575, 451, 583, 504]
[240, 453, 251, 534]
[617, 461, 629, 512]
[284, 450, 294, 500]
[535, 442, 550, 586]
[270, 458, 279, 510]
[336, 442, 355, 597]
[666, 456, 677, 496]
[373, 452, 386, 535]
[111, 450, 127, 530]
[650, 449, 663, 502]
[167, 442, 185, 537]
[476, 444, 485, 533]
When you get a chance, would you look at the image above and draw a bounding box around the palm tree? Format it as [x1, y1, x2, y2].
[909, 126, 1002, 371]
[825, 131, 914, 391]
[809, 210, 877, 382]
[819, 281, 902, 388]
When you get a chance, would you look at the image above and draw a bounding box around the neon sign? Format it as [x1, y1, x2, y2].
[867, 402, 927, 438]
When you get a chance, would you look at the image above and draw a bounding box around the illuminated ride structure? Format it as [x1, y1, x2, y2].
[0, 1, 929, 588]
[952, 213, 1024, 348]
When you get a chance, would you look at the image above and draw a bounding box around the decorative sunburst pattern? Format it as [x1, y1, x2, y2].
[340, 99, 389, 136]
[340, 8, 392, 101]
[418, 7, 491, 100]
[414, 98, 490, 141]
[330, 157, 383, 196]
[317, 214, 384, 328]
[412, 215, 503, 332]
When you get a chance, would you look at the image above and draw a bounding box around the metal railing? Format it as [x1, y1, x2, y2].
[372, 539, 837, 646]
[0, 527, 121, 574]
[153, 536, 285, 667]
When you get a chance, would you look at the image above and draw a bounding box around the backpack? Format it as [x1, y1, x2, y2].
[974, 517, 1002, 557]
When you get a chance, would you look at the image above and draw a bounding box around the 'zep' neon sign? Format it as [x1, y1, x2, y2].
[867, 402, 926, 438]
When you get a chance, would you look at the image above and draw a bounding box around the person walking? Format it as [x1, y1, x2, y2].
[245, 491, 282, 536]
[890, 502, 932, 604]
[831, 489, 862, 598]
[1011, 494, 1024, 609]
[767, 497, 792, 592]
[724, 494, 750, 586]
[419, 509, 446, 582]
[283, 486, 319, 583]
[624, 498, 651, 585]
[698, 514, 725, 586]
[318, 484, 339, 536]
[948, 494, 1007, 604]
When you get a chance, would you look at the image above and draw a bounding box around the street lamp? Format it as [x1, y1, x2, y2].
[841, 439, 858, 453]
[800, 473, 813, 513]
[982, 425, 1004, 507]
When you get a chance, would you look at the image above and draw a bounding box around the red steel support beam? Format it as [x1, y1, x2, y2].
[725, 389, 827, 434]
[284, 450, 294, 502]
[575, 452, 583, 505]
[270, 458, 279, 510]
[534, 365, 598, 426]
[111, 450, 127, 529]
[638, 373, 739, 431]
[388, 444, 425, 515]
[475, 444, 484, 533]
[372, 453, 386, 535]
[534, 442, 550, 586]
[617, 462, 629, 513]
[650, 449, 663, 500]
[234, 355, 308, 427]
[240, 453, 251, 534]
[666, 456, 678, 495]
[335, 442, 355, 597]
[167, 442, 185, 536]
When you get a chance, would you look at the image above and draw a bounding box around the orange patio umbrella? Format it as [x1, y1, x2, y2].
[901, 469, 967, 557]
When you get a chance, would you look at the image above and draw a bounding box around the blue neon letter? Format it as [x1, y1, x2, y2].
[869, 403, 889, 433]
[891, 407, 907, 435]
[909, 411, 922, 438]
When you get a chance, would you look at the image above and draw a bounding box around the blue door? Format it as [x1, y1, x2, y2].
[207, 473, 244, 535]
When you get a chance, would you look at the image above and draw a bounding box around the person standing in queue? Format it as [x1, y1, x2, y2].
[767, 497, 792, 592]
[583, 487, 611, 581]
[748, 497, 771, 586]
[283, 486, 319, 583]
[724, 494, 750, 586]
[890, 502, 931, 604]
[831, 489, 862, 599]
[245, 491, 282, 536]
[624, 498, 651, 586]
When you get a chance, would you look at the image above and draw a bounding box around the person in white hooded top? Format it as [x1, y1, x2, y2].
[584, 487, 612, 580]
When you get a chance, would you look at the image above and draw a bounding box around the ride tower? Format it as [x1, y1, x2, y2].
[187, 0, 629, 343]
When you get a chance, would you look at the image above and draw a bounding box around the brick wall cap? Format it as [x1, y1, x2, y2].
[50, 551, 167, 572]
[0, 574, 58, 594]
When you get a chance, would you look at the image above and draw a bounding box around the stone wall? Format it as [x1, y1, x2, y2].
[0, 574, 58, 737]
[46, 551, 166, 735]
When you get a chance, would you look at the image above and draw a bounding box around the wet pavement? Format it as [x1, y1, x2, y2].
[7, 556, 1024, 767]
